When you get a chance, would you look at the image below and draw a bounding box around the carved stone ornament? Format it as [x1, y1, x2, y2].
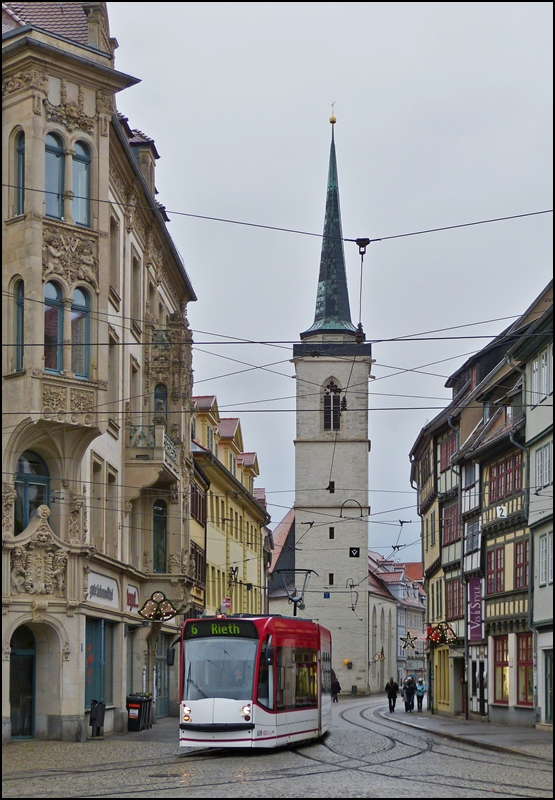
[66, 600, 79, 617]
[42, 384, 67, 415]
[109, 163, 127, 202]
[43, 225, 99, 291]
[43, 80, 95, 134]
[2, 483, 18, 538]
[2, 68, 48, 96]
[3, 640, 11, 661]
[70, 388, 94, 414]
[167, 552, 182, 575]
[179, 581, 192, 614]
[95, 90, 113, 116]
[63, 642, 70, 662]
[31, 599, 49, 622]
[69, 492, 84, 542]
[9, 506, 69, 597]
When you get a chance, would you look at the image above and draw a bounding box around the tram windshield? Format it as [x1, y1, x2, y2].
[183, 637, 258, 701]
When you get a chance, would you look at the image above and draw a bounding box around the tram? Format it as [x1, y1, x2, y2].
[173, 614, 332, 749]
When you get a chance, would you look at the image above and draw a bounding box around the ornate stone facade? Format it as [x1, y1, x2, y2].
[9, 507, 69, 597]
[3, 2, 197, 744]
[43, 224, 99, 291]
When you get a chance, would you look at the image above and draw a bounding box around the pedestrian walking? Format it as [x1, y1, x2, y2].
[415, 677, 427, 711]
[384, 677, 399, 713]
[331, 678, 341, 703]
[402, 676, 416, 712]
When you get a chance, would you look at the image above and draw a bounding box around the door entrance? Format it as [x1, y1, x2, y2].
[155, 634, 171, 718]
[478, 660, 486, 716]
[10, 625, 35, 738]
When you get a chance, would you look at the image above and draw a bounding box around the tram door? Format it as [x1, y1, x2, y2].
[545, 650, 553, 725]
[10, 625, 35, 738]
[155, 634, 171, 718]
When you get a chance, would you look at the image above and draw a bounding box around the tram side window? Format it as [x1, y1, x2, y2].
[294, 650, 317, 707]
[276, 646, 317, 710]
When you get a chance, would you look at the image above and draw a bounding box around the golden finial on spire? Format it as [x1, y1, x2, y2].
[329, 101, 337, 124]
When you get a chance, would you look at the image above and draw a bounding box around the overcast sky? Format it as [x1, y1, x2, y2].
[107, 2, 553, 563]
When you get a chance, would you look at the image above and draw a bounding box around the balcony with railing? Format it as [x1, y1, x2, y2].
[125, 421, 180, 498]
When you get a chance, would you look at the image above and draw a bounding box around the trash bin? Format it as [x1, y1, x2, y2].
[89, 699, 106, 737]
[126, 694, 152, 732]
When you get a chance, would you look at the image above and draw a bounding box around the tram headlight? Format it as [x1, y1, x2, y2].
[182, 705, 191, 722]
[240, 703, 251, 721]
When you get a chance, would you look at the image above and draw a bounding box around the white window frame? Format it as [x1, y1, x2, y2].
[539, 534, 547, 586]
[531, 358, 539, 406]
[549, 531, 554, 585]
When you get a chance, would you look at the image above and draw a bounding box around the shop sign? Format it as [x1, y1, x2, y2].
[468, 577, 482, 642]
[87, 571, 119, 609]
[126, 584, 140, 613]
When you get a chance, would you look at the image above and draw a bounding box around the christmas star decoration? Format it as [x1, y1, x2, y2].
[400, 630, 418, 650]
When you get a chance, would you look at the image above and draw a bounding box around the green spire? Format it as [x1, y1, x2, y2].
[301, 120, 356, 339]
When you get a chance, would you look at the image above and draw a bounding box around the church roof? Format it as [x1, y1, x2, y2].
[269, 507, 295, 573]
[301, 119, 356, 339]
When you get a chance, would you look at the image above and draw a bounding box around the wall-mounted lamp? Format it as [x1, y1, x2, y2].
[344, 659, 353, 670]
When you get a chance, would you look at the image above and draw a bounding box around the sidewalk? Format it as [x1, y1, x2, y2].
[378, 704, 553, 761]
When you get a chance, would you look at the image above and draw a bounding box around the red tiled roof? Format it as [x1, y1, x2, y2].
[404, 562, 423, 582]
[377, 571, 405, 583]
[368, 571, 396, 600]
[238, 452, 257, 467]
[217, 418, 239, 439]
[3, 2, 89, 43]
[192, 395, 216, 411]
[253, 488, 266, 510]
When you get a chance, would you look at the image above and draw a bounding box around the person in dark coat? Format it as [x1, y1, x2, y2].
[384, 677, 399, 712]
[402, 676, 416, 712]
[331, 678, 341, 703]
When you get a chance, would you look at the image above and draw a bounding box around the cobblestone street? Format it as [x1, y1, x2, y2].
[3, 699, 552, 798]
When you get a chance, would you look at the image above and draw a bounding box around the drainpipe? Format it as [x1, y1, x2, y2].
[506, 355, 537, 722]
[447, 416, 468, 719]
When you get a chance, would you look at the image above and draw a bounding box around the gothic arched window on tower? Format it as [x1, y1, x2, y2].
[324, 381, 341, 431]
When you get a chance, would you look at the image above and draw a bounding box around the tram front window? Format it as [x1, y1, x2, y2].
[183, 638, 258, 701]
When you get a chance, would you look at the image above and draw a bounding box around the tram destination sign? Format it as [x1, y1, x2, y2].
[184, 619, 259, 639]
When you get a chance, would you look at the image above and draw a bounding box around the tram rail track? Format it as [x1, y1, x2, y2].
[3, 701, 552, 799]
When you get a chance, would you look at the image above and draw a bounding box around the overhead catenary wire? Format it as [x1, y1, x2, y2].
[2, 182, 551, 244]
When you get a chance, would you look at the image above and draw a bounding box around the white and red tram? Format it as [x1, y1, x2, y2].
[175, 614, 332, 749]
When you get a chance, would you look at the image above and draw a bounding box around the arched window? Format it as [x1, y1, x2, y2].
[15, 451, 50, 535]
[153, 500, 167, 573]
[15, 131, 25, 215]
[44, 281, 63, 372]
[324, 381, 341, 431]
[15, 280, 24, 371]
[73, 141, 91, 227]
[71, 287, 90, 378]
[45, 133, 64, 219]
[154, 383, 168, 423]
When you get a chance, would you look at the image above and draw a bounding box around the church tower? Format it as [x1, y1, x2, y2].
[292, 116, 373, 693]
